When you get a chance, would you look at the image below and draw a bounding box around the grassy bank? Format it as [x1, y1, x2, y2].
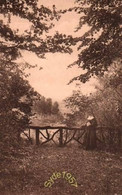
[0, 143, 121, 195]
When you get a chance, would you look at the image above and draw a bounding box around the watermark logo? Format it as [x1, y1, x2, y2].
[44, 171, 78, 188]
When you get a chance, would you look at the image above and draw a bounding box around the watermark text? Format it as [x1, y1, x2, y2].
[44, 171, 78, 188]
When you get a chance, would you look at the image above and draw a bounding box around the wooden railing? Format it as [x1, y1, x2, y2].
[21, 125, 121, 148]
[23, 125, 86, 146]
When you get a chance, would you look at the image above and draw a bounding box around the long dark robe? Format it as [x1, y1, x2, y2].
[84, 119, 97, 150]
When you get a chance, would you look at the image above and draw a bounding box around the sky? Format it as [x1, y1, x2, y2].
[14, 0, 97, 101]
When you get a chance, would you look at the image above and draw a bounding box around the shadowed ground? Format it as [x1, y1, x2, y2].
[0, 144, 121, 195]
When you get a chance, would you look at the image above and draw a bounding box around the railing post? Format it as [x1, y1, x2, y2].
[59, 128, 63, 147]
[35, 129, 39, 145]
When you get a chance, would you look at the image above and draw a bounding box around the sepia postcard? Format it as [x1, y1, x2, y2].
[0, 0, 121, 194]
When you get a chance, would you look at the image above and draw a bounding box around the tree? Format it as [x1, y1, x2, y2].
[33, 98, 60, 115]
[64, 68, 122, 148]
[0, 1, 73, 62]
[0, 0, 74, 148]
[52, 101, 59, 115]
[45, 98, 52, 114]
[64, 90, 92, 126]
[94, 60, 122, 126]
[0, 59, 36, 155]
[62, 0, 122, 83]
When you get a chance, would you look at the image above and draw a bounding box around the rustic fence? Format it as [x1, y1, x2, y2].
[21, 125, 121, 148]
[22, 125, 86, 146]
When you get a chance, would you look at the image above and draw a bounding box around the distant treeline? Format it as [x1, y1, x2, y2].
[33, 96, 60, 115]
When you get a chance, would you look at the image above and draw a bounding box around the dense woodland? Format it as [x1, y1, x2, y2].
[64, 60, 121, 149]
[0, 0, 121, 194]
[65, 61, 121, 127]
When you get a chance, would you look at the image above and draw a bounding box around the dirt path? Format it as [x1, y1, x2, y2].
[1, 144, 122, 195]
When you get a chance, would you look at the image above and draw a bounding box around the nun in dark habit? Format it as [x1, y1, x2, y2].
[84, 116, 97, 150]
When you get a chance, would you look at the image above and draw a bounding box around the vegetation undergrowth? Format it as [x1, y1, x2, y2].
[0, 142, 121, 195]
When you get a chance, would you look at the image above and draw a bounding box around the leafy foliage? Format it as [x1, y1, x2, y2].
[64, 61, 122, 148]
[64, 90, 93, 127]
[0, 1, 73, 155]
[0, 0, 74, 62]
[0, 58, 37, 155]
[62, 0, 122, 82]
[94, 60, 122, 126]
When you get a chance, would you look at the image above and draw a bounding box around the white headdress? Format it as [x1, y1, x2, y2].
[87, 116, 94, 121]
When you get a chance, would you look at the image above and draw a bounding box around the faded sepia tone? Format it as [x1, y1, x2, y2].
[0, 1, 121, 195]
